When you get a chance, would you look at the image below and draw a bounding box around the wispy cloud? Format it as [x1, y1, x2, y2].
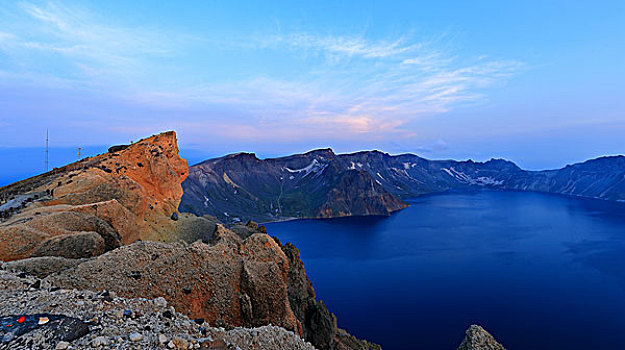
[0, 1, 523, 145]
[132, 34, 522, 139]
[261, 33, 419, 59]
[0, 2, 186, 89]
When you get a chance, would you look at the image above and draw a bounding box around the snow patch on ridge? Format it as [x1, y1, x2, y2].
[441, 167, 504, 186]
[285, 159, 326, 175]
[347, 162, 364, 170]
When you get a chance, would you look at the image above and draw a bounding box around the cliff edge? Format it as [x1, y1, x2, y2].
[0, 131, 379, 350]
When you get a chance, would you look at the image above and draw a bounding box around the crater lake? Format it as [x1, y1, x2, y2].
[266, 191, 625, 350]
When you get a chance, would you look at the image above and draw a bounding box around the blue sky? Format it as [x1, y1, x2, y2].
[0, 0, 624, 182]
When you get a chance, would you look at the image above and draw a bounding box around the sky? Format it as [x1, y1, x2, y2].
[0, 0, 624, 184]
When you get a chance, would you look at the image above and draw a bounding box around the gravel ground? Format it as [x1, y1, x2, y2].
[0, 269, 316, 350]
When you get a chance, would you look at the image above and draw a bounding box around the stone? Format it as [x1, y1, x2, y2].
[31, 231, 106, 259]
[2, 332, 15, 343]
[0, 131, 189, 262]
[173, 337, 189, 349]
[158, 333, 168, 344]
[154, 296, 168, 308]
[92, 336, 107, 347]
[108, 145, 130, 153]
[129, 332, 142, 342]
[4, 256, 83, 279]
[55, 341, 70, 350]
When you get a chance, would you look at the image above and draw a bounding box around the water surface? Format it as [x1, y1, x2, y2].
[266, 191, 625, 350]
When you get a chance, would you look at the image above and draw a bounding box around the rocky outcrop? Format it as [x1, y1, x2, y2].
[457, 325, 506, 350]
[0, 131, 188, 261]
[43, 231, 300, 334]
[3, 224, 381, 349]
[318, 169, 407, 219]
[3, 256, 84, 279]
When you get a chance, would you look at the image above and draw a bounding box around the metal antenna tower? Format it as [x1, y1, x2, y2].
[45, 128, 49, 172]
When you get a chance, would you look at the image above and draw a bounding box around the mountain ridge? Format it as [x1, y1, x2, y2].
[181, 148, 625, 222]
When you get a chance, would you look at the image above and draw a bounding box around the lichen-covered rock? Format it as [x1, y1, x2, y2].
[31, 231, 105, 259]
[457, 325, 506, 350]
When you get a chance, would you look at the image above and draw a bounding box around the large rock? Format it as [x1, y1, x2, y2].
[31, 231, 105, 259]
[0, 131, 188, 261]
[3, 256, 84, 279]
[44, 228, 300, 334]
[457, 325, 506, 350]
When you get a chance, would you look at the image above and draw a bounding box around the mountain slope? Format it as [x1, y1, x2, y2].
[181, 150, 407, 222]
[181, 150, 625, 222]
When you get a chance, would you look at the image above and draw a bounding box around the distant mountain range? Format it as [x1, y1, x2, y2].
[180, 149, 625, 222]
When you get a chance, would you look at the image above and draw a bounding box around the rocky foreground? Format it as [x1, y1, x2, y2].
[0, 132, 380, 349]
[0, 269, 315, 349]
[0, 268, 506, 350]
[0, 131, 508, 349]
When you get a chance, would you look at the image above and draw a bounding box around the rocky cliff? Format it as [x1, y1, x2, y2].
[0, 268, 317, 350]
[0, 131, 189, 261]
[4, 222, 379, 349]
[181, 149, 625, 222]
[0, 132, 379, 350]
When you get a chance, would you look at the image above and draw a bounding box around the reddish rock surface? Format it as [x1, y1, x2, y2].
[0, 131, 188, 261]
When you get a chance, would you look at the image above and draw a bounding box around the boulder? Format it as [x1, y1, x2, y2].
[457, 325, 506, 350]
[4, 256, 84, 279]
[31, 232, 105, 259]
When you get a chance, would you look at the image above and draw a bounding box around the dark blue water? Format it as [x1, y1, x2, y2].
[265, 191, 625, 350]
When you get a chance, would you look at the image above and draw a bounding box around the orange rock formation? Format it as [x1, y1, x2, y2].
[0, 131, 188, 261]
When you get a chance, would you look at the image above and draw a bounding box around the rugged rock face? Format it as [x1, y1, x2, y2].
[181, 150, 408, 223]
[278, 240, 381, 350]
[30, 228, 380, 350]
[182, 149, 625, 223]
[1, 223, 380, 349]
[318, 168, 407, 219]
[457, 325, 506, 350]
[0, 131, 188, 261]
[43, 231, 300, 334]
